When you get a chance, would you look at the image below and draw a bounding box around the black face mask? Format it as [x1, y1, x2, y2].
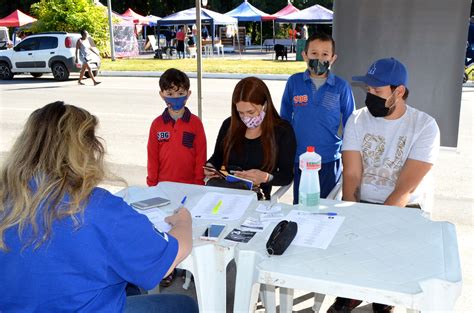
[308, 59, 330, 75]
[365, 92, 393, 117]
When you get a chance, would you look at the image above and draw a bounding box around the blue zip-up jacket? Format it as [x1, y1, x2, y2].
[280, 70, 355, 163]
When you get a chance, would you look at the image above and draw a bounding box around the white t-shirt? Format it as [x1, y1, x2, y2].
[342, 105, 440, 204]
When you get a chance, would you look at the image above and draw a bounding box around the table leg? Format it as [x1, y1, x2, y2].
[260, 284, 276, 313]
[312, 292, 326, 312]
[186, 244, 233, 313]
[233, 250, 263, 313]
[279, 287, 294, 313]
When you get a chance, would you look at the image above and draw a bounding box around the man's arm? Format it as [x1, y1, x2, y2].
[342, 151, 363, 202]
[384, 159, 433, 207]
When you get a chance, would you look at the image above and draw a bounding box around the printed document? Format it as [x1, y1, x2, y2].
[191, 192, 254, 220]
[286, 210, 345, 249]
[136, 208, 171, 232]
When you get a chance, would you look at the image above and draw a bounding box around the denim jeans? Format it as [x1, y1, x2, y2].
[125, 294, 199, 313]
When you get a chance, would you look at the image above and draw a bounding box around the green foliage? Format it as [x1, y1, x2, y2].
[30, 0, 110, 53]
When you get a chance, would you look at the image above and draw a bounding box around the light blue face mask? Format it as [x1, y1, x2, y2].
[164, 96, 187, 111]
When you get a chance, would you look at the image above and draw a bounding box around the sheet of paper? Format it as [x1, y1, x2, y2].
[136, 208, 172, 232]
[285, 210, 345, 249]
[240, 217, 270, 232]
[190, 192, 254, 221]
[255, 203, 282, 213]
[260, 212, 285, 222]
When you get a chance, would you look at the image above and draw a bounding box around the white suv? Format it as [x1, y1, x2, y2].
[0, 32, 101, 81]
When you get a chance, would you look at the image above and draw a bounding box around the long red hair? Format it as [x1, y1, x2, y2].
[223, 77, 282, 172]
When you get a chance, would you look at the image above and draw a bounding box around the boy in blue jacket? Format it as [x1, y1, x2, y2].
[280, 33, 355, 203]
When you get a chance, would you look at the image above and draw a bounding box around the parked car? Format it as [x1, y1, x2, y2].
[0, 32, 101, 81]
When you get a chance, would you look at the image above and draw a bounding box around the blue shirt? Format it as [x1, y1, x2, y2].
[0, 188, 178, 312]
[280, 70, 355, 163]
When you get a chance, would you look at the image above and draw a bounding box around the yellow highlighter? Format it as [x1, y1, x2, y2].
[212, 200, 223, 215]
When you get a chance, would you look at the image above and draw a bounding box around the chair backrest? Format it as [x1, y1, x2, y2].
[147, 35, 158, 51]
[326, 176, 343, 200]
[271, 182, 293, 203]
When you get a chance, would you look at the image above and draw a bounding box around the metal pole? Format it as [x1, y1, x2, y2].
[107, 0, 115, 61]
[196, 0, 203, 119]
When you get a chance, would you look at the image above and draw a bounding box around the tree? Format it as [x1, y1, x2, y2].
[30, 0, 109, 53]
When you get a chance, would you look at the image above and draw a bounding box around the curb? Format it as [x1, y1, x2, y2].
[100, 71, 291, 81]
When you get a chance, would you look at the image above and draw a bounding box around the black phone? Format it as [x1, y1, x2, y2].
[203, 165, 226, 178]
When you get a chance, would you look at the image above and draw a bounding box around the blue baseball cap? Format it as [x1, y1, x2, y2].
[352, 57, 408, 87]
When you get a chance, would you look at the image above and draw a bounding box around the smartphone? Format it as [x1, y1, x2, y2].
[203, 165, 226, 178]
[200, 224, 226, 241]
[131, 197, 171, 210]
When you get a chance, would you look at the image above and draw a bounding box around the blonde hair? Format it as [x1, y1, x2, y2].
[0, 101, 106, 250]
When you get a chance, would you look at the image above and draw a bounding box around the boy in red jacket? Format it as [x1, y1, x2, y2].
[147, 68, 207, 187]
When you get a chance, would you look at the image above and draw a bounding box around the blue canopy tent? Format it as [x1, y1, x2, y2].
[146, 15, 161, 27]
[225, 0, 270, 49]
[275, 4, 333, 24]
[157, 7, 238, 50]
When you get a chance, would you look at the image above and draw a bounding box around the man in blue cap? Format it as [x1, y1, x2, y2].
[328, 57, 440, 313]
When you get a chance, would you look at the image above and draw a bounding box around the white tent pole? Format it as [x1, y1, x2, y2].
[196, 0, 203, 119]
[260, 20, 262, 52]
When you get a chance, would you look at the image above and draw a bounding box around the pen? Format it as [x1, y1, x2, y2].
[298, 212, 338, 216]
[174, 195, 187, 213]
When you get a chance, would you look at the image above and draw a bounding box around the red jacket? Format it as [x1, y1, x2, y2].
[147, 108, 206, 186]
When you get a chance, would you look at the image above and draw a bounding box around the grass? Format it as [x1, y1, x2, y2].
[101, 58, 307, 75]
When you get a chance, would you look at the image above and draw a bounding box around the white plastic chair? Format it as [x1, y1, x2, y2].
[147, 35, 158, 52]
[183, 183, 293, 291]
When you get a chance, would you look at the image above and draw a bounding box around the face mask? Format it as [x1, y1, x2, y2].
[240, 109, 266, 129]
[308, 59, 330, 75]
[164, 95, 187, 111]
[365, 92, 396, 117]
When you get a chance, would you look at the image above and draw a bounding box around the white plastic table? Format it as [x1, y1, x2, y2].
[117, 182, 257, 313]
[233, 200, 462, 313]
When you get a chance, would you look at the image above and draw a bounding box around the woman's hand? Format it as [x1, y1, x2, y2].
[203, 162, 220, 179]
[233, 169, 269, 186]
[165, 207, 192, 228]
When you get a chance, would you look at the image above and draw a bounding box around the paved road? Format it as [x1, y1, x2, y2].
[1, 75, 472, 218]
[1, 74, 472, 312]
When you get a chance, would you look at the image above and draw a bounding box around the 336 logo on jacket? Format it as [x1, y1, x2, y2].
[293, 94, 308, 106]
[156, 131, 170, 141]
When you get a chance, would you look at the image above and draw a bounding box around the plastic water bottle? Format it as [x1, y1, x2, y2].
[298, 146, 321, 210]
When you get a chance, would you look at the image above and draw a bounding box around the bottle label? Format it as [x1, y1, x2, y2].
[300, 160, 321, 170]
[299, 192, 320, 207]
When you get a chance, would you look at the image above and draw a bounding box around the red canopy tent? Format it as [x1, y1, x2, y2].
[0, 9, 37, 27]
[262, 3, 300, 21]
[261, 3, 300, 46]
[121, 8, 150, 25]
